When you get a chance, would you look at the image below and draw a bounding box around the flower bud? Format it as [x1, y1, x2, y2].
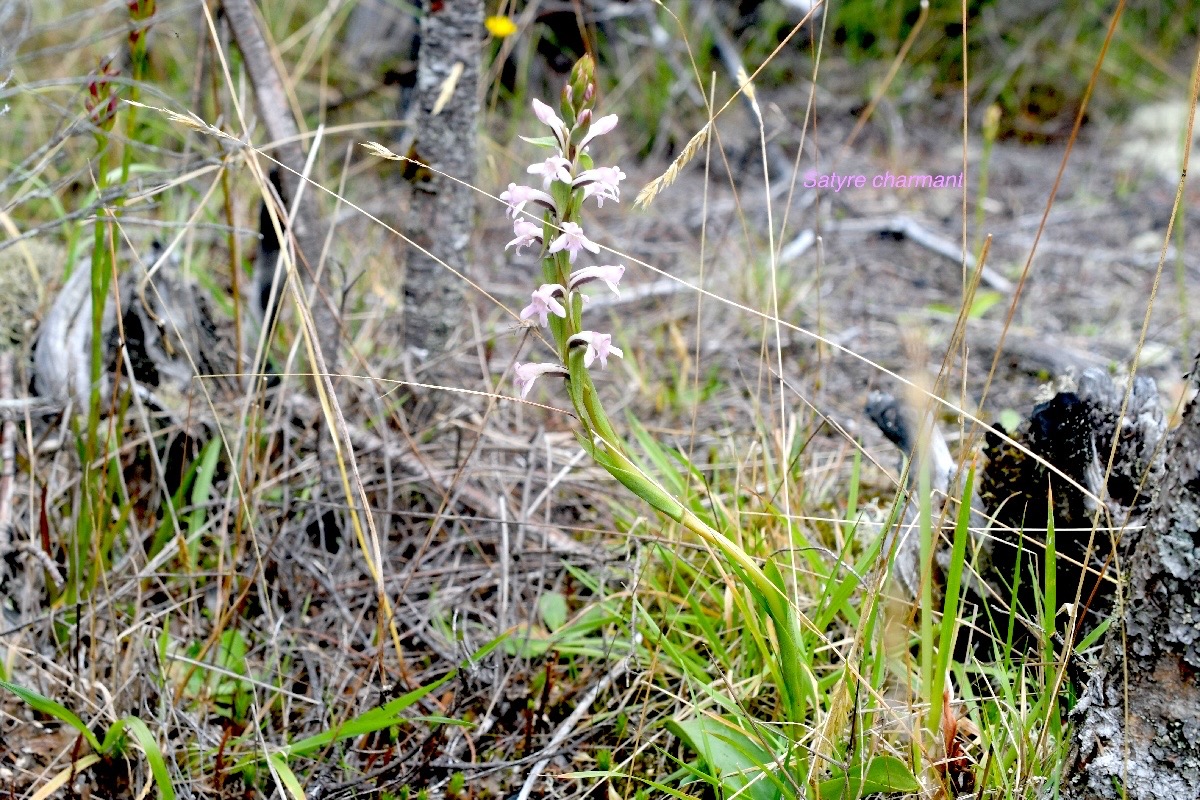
[128, 0, 155, 49]
[568, 54, 595, 101]
[983, 104, 1001, 144]
[559, 84, 576, 128]
[85, 58, 121, 132]
[565, 55, 598, 119]
[128, 0, 155, 22]
[568, 108, 591, 150]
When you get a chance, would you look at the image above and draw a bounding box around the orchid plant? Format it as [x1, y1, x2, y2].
[503, 63, 626, 407]
[504, 57, 816, 735]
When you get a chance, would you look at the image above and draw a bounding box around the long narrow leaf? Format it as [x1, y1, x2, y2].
[123, 716, 176, 800]
[0, 679, 101, 751]
[268, 753, 307, 800]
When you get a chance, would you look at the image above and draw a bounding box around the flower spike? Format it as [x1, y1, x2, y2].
[506, 57, 629, 402]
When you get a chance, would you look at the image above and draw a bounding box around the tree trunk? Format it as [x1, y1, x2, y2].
[401, 0, 481, 359]
[1062, 365, 1200, 798]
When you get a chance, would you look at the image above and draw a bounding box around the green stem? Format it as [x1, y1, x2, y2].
[75, 17, 150, 602]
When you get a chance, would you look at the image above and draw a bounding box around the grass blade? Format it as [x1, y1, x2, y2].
[268, 753, 307, 800]
[122, 716, 176, 800]
[0, 679, 101, 751]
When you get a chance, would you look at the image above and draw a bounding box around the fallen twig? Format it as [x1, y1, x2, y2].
[221, 0, 340, 368]
[587, 278, 689, 310]
[970, 327, 1111, 377]
[705, 6, 813, 200]
[829, 215, 1014, 292]
[0, 397, 64, 419]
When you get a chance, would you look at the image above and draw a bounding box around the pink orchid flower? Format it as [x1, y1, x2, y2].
[506, 219, 543, 255]
[570, 331, 624, 368]
[500, 183, 555, 220]
[531, 98, 569, 149]
[578, 113, 618, 151]
[568, 265, 624, 295]
[520, 284, 567, 327]
[573, 165, 625, 207]
[528, 155, 573, 190]
[514, 361, 569, 399]
[548, 221, 600, 264]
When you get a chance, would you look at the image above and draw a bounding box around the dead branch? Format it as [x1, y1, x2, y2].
[221, 0, 341, 371]
[829, 215, 1014, 292]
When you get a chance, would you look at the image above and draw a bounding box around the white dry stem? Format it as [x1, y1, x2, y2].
[516, 660, 628, 800]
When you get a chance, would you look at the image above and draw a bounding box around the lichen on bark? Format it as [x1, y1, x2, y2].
[401, 0, 482, 359]
[1062, 362, 1200, 799]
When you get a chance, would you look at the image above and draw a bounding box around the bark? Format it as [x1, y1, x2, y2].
[223, 0, 340, 373]
[1062, 366, 1200, 798]
[0, 351, 14, 553]
[401, 0, 481, 359]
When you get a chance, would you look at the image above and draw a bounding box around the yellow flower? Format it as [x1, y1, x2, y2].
[485, 15, 517, 38]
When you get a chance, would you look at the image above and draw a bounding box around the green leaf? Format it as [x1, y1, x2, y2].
[934, 465, 976, 720]
[815, 531, 882, 631]
[0, 679, 102, 751]
[816, 755, 919, 800]
[604, 461, 684, 520]
[268, 753, 306, 800]
[627, 416, 687, 497]
[408, 715, 475, 727]
[123, 716, 176, 800]
[99, 717, 130, 753]
[148, 456, 197, 558]
[187, 437, 223, 541]
[519, 135, 560, 149]
[277, 670, 454, 760]
[562, 771, 697, 800]
[967, 290, 1004, 319]
[667, 717, 782, 800]
[247, 637, 513, 770]
[539, 591, 569, 631]
[216, 629, 248, 677]
[1074, 615, 1113, 651]
[927, 290, 1002, 320]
